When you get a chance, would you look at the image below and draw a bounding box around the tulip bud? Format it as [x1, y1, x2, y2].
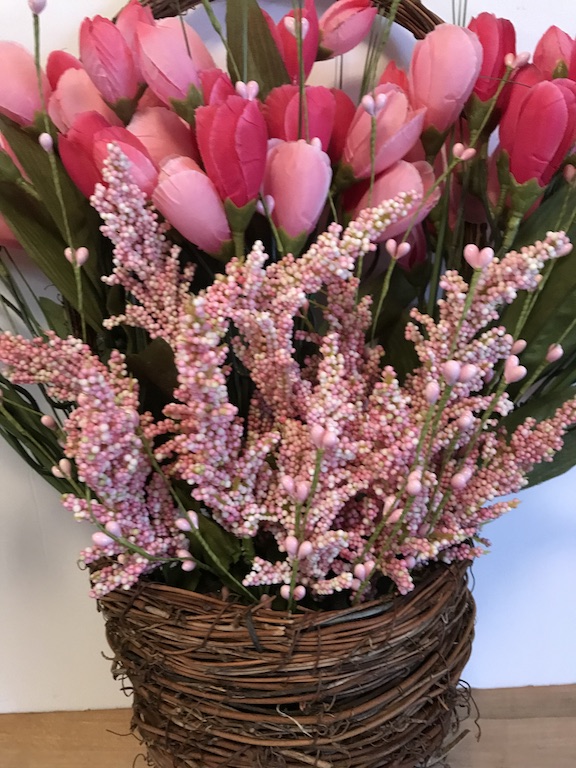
[298, 541, 313, 559]
[293, 585, 306, 601]
[441, 360, 462, 386]
[92, 531, 114, 547]
[283, 535, 299, 556]
[28, 0, 47, 14]
[280, 584, 291, 601]
[546, 344, 564, 363]
[105, 521, 122, 538]
[181, 560, 196, 572]
[459, 364, 478, 383]
[511, 339, 527, 354]
[295, 480, 311, 503]
[504, 355, 527, 384]
[424, 381, 440, 404]
[38, 133, 53, 153]
[41, 414, 57, 430]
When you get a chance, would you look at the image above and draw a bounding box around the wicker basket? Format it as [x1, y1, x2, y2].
[144, 0, 443, 39]
[100, 561, 475, 768]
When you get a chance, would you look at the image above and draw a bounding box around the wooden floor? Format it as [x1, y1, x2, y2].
[1, 686, 574, 768]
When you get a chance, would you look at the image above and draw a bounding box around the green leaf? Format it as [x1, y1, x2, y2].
[126, 338, 178, 401]
[0, 181, 104, 331]
[226, 0, 290, 99]
[38, 297, 72, 339]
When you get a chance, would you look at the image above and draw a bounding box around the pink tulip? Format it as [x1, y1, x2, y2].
[115, 0, 154, 83]
[46, 51, 83, 90]
[128, 107, 198, 166]
[136, 18, 215, 107]
[152, 156, 231, 255]
[275, 0, 320, 84]
[468, 13, 516, 103]
[534, 26, 575, 79]
[0, 42, 51, 125]
[318, 0, 377, 58]
[264, 85, 336, 151]
[196, 95, 268, 209]
[499, 64, 545, 147]
[498, 78, 576, 186]
[326, 88, 356, 163]
[343, 84, 425, 180]
[199, 68, 235, 106]
[378, 61, 409, 92]
[351, 160, 438, 240]
[48, 68, 121, 134]
[408, 24, 483, 133]
[59, 112, 157, 198]
[262, 139, 332, 241]
[80, 15, 141, 103]
[57, 113, 109, 197]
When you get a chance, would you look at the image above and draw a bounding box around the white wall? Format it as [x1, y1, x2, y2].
[0, 0, 575, 713]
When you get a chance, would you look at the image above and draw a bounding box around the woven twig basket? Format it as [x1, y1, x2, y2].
[101, 561, 475, 768]
[143, 0, 442, 39]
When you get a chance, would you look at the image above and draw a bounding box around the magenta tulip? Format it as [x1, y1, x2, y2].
[499, 78, 576, 186]
[351, 160, 438, 240]
[408, 24, 483, 133]
[128, 107, 198, 167]
[264, 85, 336, 151]
[275, 0, 320, 84]
[79, 15, 140, 103]
[318, 0, 377, 58]
[534, 26, 575, 79]
[498, 64, 545, 147]
[262, 140, 332, 241]
[468, 13, 516, 103]
[46, 51, 83, 90]
[48, 68, 121, 133]
[136, 18, 215, 106]
[0, 42, 50, 125]
[152, 156, 231, 255]
[196, 95, 268, 209]
[343, 84, 425, 180]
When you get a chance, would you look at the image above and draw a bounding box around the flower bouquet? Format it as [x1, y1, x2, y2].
[1, 0, 576, 765]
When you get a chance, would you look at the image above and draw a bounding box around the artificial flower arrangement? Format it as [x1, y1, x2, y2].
[0, 0, 575, 610]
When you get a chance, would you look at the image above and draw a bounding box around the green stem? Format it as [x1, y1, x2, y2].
[200, 0, 241, 82]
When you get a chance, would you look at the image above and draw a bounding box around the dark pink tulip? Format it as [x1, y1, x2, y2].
[351, 160, 438, 240]
[534, 26, 575, 79]
[92, 127, 158, 196]
[264, 85, 336, 151]
[196, 95, 268, 209]
[275, 0, 320, 84]
[199, 68, 235, 106]
[48, 68, 121, 133]
[59, 112, 111, 197]
[499, 78, 576, 185]
[327, 88, 356, 163]
[46, 51, 83, 90]
[262, 139, 332, 240]
[0, 42, 50, 125]
[152, 156, 231, 254]
[378, 61, 409, 92]
[80, 15, 140, 103]
[128, 106, 198, 167]
[136, 18, 214, 106]
[318, 0, 377, 58]
[499, 64, 545, 149]
[468, 13, 516, 102]
[343, 84, 425, 180]
[409, 24, 483, 133]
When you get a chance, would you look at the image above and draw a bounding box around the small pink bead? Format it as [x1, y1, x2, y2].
[406, 479, 422, 496]
[404, 556, 416, 569]
[181, 560, 196, 572]
[457, 411, 474, 430]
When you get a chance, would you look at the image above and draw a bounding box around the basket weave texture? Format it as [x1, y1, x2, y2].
[101, 561, 475, 768]
[143, 0, 442, 39]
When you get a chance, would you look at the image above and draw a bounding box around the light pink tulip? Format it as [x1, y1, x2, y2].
[264, 85, 336, 151]
[80, 15, 140, 103]
[48, 68, 121, 134]
[318, 0, 377, 58]
[196, 95, 268, 209]
[128, 107, 198, 166]
[0, 42, 51, 125]
[534, 26, 575, 79]
[136, 18, 215, 106]
[46, 51, 83, 90]
[343, 84, 425, 180]
[115, 0, 155, 83]
[275, 0, 320, 84]
[351, 160, 438, 240]
[152, 156, 231, 254]
[409, 24, 483, 133]
[262, 140, 332, 240]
